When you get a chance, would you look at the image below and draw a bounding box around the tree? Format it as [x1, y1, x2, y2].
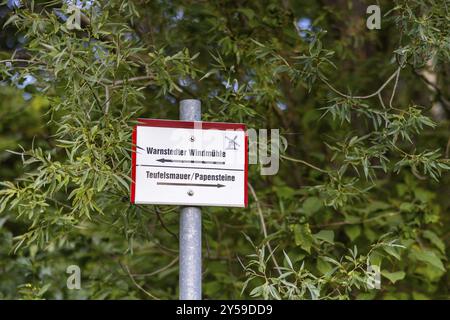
[0, 0, 449, 299]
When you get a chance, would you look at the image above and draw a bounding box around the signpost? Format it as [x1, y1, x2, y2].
[130, 99, 247, 299]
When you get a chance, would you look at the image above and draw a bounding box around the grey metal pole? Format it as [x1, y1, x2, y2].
[179, 99, 202, 300]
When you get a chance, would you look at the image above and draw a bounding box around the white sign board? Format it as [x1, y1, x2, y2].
[131, 119, 247, 207]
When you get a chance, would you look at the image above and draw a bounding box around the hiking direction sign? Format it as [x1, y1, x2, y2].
[131, 119, 247, 207]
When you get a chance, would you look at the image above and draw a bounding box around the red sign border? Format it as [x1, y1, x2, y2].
[131, 118, 248, 207]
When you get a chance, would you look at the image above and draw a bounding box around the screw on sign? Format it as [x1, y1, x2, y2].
[130, 99, 248, 300]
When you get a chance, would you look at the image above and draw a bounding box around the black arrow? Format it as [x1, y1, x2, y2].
[137, 164, 243, 172]
[157, 182, 225, 188]
[156, 158, 225, 165]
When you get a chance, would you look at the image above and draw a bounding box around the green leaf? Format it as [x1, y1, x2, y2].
[3, 15, 18, 27]
[293, 223, 313, 253]
[363, 227, 377, 242]
[313, 230, 334, 244]
[422, 230, 445, 254]
[365, 201, 391, 213]
[412, 292, 430, 300]
[414, 188, 435, 202]
[383, 246, 402, 261]
[283, 251, 293, 269]
[302, 197, 323, 216]
[237, 8, 255, 20]
[381, 271, 405, 284]
[412, 249, 445, 272]
[399, 202, 415, 212]
[316, 257, 333, 275]
[344, 225, 361, 241]
[37, 283, 52, 297]
[199, 69, 218, 81]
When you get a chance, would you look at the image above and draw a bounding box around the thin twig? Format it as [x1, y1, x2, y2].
[248, 182, 282, 276]
[100, 75, 154, 113]
[312, 212, 400, 228]
[79, 72, 103, 111]
[103, 75, 154, 88]
[45, 196, 73, 211]
[123, 263, 160, 300]
[104, 85, 110, 114]
[411, 65, 450, 110]
[320, 67, 401, 100]
[155, 206, 178, 240]
[137, 205, 178, 241]
[0, 59, 40, 64]
[389, 68, 401, 108]
[280, 154, 329, 173]
[130, 257, 179, 278]
[378, 92, 386, 109]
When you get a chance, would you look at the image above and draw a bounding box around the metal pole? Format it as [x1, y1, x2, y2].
[179, 99, 202, 300]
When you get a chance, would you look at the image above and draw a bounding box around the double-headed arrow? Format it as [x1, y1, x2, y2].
[157, 182, 225, 188]
[157, 158, 225, 165]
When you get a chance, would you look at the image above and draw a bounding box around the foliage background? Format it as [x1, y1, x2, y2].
[0, 0, 449, 299]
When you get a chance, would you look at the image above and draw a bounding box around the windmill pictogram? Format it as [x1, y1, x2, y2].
[225, 135, 240, 150]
